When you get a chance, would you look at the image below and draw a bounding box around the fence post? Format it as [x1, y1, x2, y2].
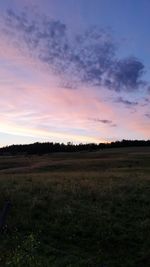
[0, 201, 11, 231]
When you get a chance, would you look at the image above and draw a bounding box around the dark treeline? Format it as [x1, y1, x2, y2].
[0, 140, 150, 155]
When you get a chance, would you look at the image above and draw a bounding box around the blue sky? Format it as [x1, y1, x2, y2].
[0, 0, 149, 146]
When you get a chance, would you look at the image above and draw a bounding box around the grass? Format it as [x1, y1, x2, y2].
[0, 147, 150, 266]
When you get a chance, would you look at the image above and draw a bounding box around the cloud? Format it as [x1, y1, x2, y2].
[1, 8, 148, 92]
[116, 97, 138, 107]
[145, 113, 150, 119]
[89, 118, 117, 127]
[106, 57, 145, 91]
[91, 118, 112, 124]
[0, 74, 117, 143]
[147, 86, 150, 94]
[4, 8, 70, 72]
[144, 98, 150, 103]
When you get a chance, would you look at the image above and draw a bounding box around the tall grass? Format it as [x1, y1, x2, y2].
[0, 147, 150, 266]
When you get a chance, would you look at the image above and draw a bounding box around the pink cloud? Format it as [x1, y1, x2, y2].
[0, 27, 149, 145]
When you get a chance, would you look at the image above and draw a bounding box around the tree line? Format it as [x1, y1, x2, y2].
[0, 139, 149, 155]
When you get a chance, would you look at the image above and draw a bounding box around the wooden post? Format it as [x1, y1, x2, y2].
[0, 201, 11, 231]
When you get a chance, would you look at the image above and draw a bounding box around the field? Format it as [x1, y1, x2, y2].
[0, 147, 150, 267]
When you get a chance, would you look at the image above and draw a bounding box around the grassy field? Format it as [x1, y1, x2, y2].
[0, 147, 150, 267]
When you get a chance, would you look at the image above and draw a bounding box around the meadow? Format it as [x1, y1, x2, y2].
[0, 146, 150, 267]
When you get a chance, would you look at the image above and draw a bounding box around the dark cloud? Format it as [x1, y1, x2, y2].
[141, 97, 150, 107]
[147, 86, 150, 94]
[94, 119, 112, 124]
[111, 124, 117, 127]
[89, 118, 117, 126]
[70, 28, 116, 86]
[5, 9, 39, 48]
[60, 81, 77, 90]
[145, 113, 150, 119]
[3, 8, 148, 91]
[116, 97, 138, 106]
[5, 8, 69, 72]
[107, 57, 145, 91]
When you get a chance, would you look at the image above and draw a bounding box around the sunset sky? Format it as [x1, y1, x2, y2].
[0, 0, 150, 146]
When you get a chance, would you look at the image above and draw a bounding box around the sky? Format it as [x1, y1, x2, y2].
[0, 0, 150, 146]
